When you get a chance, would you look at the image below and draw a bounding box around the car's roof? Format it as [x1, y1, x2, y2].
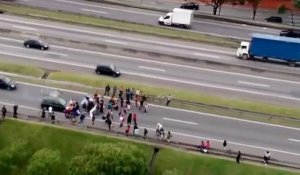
[0, 75, 9, 80]
[42, 96, 64, 101]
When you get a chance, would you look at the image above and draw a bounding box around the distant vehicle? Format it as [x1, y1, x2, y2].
[0, 76, 17, 90]
[236, 33, 300, 66]
[95, 64, 121, 77]
[264, 16, 282, 23]
[158, 8, 194, 28]
[280, 29, 300, 38]
[180, 2, 199, 10]
[24, 39, 49, 50]
[41, 96, 67, 112]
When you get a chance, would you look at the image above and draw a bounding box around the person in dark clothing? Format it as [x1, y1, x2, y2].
[51, 111, 55, 124]
[79, 113, 85, 123]
[236, 151, 241, 164]
[120, 96, 124, 108]
[104, 84, 111, 96]
[223, 139, 227, 150]
[41, 108, 46, 118]
[106, 117, 112, 130]
[2, 105, 7, 119]
[112, 85, 117, 97]
[143, 128, 148, 139]
[100, 102, 104, 113]
[13, 105, 18, 118]
[127, 113, 132, 125]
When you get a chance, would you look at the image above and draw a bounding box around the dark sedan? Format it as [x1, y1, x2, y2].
[280, 29, 300, 38]
[264, 16, 282, 23]
[95, 64, 121, 77]
[24, 39, 49, 50]
[180, 2, 199, 10]
[0, 76, 17, 90]
[41, 96, 67, 112]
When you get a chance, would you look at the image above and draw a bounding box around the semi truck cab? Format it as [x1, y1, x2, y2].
[236, 41, 250, 60]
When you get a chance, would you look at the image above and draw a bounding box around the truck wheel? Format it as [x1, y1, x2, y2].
[242, 54, 248, 60]
[288, 61, 296, 67]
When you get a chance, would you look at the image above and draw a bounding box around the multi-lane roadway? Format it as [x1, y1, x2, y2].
[0, 82, 300, 164]
[12, 0, 281, 40]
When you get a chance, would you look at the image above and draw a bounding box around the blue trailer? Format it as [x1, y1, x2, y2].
[236, 33, 300, 66]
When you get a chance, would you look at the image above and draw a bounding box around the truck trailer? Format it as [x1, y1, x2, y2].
[158, 8, 193, 28]
[236, 33, 300, 66]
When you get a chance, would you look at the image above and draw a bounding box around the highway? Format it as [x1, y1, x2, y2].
[0, 82, 300, 164]
[1, 16, 300, 106]
[12, 0, 281, 40]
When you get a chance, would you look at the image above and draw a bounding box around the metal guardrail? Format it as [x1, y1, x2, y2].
[2, 110, 300, 171]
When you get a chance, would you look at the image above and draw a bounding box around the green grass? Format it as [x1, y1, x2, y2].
[0, 3, 240, 48]
[0, 119, 298, 175]
[0, 61, 44, 78]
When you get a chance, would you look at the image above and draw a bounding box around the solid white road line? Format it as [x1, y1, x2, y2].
[13, 25, 37, 31]
[0, 17, 234, 55]
[138, 66, 166, 72]
[193, 52, 220, 59]
[9, 81, 300, 132]
[1, 35, 299, 87]
[238, 81, 270, 88]
[56, 0, 160, 16]
[1, 99, 299, 157]
[163, 117, 198, 125]
[1, 50, 300, 103]
[81, 8, 108, 14]
[104, 39, 128, 45]
[288, 138, 300, 143]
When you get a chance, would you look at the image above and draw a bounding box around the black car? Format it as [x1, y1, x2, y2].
[280, 29, 300, 38]
[264, 16, 282, 23]
[0, 76, 17, 90]
[180, 2, 199, 10]
[24, 39, 49, 50]
[95, 64, 121, 77]
[41, 96, 67, 112]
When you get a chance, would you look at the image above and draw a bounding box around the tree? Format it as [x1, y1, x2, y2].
[199, 0, 232, 15]
[0, 139, 32, 173]
[26, 148, 61, 175]
[278, 4, 295, 25]
[68, 143, 148, 175]
[247, 0, 262, 20]
[294, 0, 300, 8]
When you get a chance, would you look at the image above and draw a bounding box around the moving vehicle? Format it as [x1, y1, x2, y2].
[158, 8, 193, 28]
[0, 76, 17, 90]
[41, 90, 66, 112]
[24, 39, 49, 50]
[95, 64, 121, 77]
[280, 29, 300, 38]
[264, 16, 282, 23]
[236, 33, 300, 66]
[180, 2, 199, 10]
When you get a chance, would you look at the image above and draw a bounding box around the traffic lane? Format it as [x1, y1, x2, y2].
[1, 40, 300, 102]
[14, 0, 278, 40]
[1, 83, 300, 163]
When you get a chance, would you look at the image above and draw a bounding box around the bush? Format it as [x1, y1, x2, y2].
[68, 143, 148, 175]
[26, 148, 61, 175]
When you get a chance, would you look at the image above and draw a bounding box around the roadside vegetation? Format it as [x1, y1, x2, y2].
[0, 3, 240, 48]
[0, 119, 298, 175]
[1, 61, 300, 127]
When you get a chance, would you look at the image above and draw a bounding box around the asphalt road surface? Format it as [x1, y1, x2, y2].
[0, 82, 300, 164]
[12, 0, 281, 40]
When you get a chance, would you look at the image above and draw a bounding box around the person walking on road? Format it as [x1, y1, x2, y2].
[13, 105, 18, 118]
[112, 85, 117, 97]
[166, 94, 172, 106]
[143, 128, 148, 139]
[263, 151, 271, 165]
[119, 112, 124, 127]
[104, 84, 111, 96]
[2, 105, 7, 119]
[41, 108, 46, 119]
[144, 102, 148, 114]
[223, 139, 227, 150]
[127, 113, 132, 126]
[236, 151, 241, 164]
[167, 131, 172, 143]
[133, 113, 137, 126]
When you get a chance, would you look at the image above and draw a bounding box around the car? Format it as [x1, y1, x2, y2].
[95, 64, 121, 77]
[41, 96, 67, 112]
[280, 29, 300, 38]
[0, 76, 17, 90]
[24, 39, 49, 50]
[264, 16, 282, 23]
[180, 2, 199, 10]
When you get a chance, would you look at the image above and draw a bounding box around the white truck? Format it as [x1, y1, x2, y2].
[158, 8, 193, 28]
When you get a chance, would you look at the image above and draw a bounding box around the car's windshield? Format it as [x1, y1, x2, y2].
[58, 98, 67, 106]
[110, 64, 117, 71]
[2, 77, 11, 84]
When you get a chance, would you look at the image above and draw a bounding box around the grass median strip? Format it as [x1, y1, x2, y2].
[1, 61, 300, 127]
[0, 119, 298, 175]
[0, 3, 240, 48]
